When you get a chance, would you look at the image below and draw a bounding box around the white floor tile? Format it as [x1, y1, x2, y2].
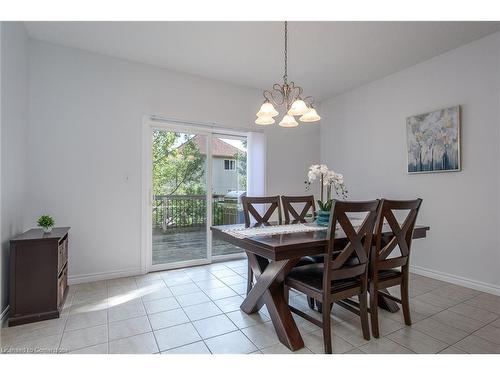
[183, 301, 223, 321]
[108, 316, 152, 341]
[229, 283, 248, 295]
[261, 343, 313, 354]
[9, 260, 500, 355]
[144, 296, 180, 314]
[141, 286, 174, 302]
[148, 308, 190, 330]
[192, 314, 238, 339]
[108, 300, 146, 322]
[65, 310, 107, 331]
[69, 343, 108, 354]
[358, 337, 414, 354]
[387, 327, 448, 354]
[454, 334, 500, 354]
[154, 323, 202, 351]
[213, 295, 244, 313]
[302, 329, 355, 354]
[219, 275, 246, 286]
[205, 331, 257, 354]
[241, 322, 280, 349]
[169, 283, 201, 296]
[226, 310, 270, 329]
[413, 317, 469, 345]
[203, 286, 238, 300]
[176, 292, 211, 307]
[163, 341, 211, 354]
[2, 334, 62, 354]
[109, 332, 159, 354]
[60, 324, 108, 352]
[195, 279, 227, 291]
[432, 310, 486, 333]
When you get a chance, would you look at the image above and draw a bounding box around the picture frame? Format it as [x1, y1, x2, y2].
[406, 105, 461, 174]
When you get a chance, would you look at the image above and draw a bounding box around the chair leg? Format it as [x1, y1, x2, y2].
[401, 268, 412, 326]
[322, 299, 332, 354]
[316, 300, 323, 313]
[316, 300, 334, 314]
[246, 263, 253, 295]
[307, 297, 315, 310]
[369, 283, 380, 338]
[359, 290, 371, 341]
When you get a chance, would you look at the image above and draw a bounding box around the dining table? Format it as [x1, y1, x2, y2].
[211, 221, 430, 351]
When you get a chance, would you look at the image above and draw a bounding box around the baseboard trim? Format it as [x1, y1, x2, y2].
[1, 305, 9, 324]
[410, 265, 500, 296]
[68, 267, 143, 285]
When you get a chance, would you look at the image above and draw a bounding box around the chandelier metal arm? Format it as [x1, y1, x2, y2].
[263, 81, 304, 110]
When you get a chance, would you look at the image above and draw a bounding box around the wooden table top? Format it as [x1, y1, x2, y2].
[211, 223, 430, 261]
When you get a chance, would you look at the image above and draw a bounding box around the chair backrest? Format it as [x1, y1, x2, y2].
[324, 200, 380, 287]
[372, 198, 422, 272]
[281, 195, 316, 224]
[241, 196, 282, 228]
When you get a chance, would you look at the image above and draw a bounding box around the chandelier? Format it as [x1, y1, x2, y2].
[255, 21, 320, 127]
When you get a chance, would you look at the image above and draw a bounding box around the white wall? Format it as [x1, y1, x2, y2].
[27, 40, 320, 283]
[320, 32, 500, 294]
[1, 22, 29, 315]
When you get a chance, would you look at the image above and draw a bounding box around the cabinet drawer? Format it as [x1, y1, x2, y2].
[58, 236, 68, 272]
[58, 266, 68, 308]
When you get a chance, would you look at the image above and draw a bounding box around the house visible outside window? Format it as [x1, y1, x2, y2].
[224, 159, 235, 170]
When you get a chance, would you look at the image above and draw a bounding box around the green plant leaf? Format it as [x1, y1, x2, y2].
[37, 215, 55, 228]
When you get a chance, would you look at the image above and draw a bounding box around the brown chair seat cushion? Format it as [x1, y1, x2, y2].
[296, 256, 318, 267]
[286, 264, 361, 294]
[377, 269, 402, 280]
[303, 251, 360, 266]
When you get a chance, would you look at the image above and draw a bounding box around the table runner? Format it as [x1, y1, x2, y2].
[220, 218, 368, 239]
[220, 223, 327, 239]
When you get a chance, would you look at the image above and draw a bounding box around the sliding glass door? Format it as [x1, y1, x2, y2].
[211, 135, 246, 257]
[151, 129, 210, 267]
[148, 125, 246, 270]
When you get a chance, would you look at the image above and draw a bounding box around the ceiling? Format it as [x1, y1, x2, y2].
[25, 21, 500, 100]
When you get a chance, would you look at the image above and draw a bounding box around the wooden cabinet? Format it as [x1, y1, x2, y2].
[9, 227, 70, 326]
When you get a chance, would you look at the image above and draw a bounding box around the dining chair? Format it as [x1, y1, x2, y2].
[281, 195, 316, 224]
[369, 198, 422, 338]
[241, 196, 317, 296]
[281, 195, 319, 309]
[285, 200, 380, 353]
[241, 196, 283, 294]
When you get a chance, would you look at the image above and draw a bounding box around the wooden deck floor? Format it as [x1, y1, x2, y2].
[152, 228, 243, 265]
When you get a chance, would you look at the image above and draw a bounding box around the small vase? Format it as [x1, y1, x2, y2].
[316, 210, 331, 227]
[42, 227, 53, 234]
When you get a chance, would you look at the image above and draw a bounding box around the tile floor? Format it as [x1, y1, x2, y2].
[1, 258, 499, 354]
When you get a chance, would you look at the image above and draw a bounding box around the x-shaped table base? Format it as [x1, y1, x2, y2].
[240, 252, 304, 351]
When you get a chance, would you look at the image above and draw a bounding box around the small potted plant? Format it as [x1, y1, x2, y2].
[37, 215, 55, 234]
[305, 164, 348, 226]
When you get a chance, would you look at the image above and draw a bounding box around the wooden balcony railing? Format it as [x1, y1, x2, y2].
[153, 194, 242, 231]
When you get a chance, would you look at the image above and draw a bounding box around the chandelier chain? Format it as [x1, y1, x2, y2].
[283, 21, 288, 85]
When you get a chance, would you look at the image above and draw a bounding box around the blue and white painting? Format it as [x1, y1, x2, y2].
[406, 106, 461, 174]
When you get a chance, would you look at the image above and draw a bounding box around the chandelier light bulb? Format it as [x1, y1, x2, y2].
[255, 116, 275, 125]
[279, 114, 299, 128]
[256, 102, 279, 118]
[288, 99, 309, 116]
[299, 107, 321, 122]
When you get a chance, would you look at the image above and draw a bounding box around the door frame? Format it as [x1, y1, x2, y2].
[141, 116, 248, 273]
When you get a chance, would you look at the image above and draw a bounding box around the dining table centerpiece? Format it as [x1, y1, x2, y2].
[305, 164, 348, 226]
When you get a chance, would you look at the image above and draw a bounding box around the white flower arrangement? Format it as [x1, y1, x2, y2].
[305, 164, 348, 211]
